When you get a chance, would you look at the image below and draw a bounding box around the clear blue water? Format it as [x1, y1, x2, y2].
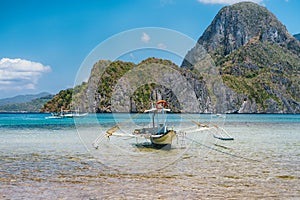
[1, 113, 299, 127]
[0, 113, 299, 199]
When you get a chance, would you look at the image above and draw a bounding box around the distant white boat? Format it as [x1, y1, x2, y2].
[63, 112, 88, 118]
[45, 109, 88, 119]
[45, 113, 64, 119]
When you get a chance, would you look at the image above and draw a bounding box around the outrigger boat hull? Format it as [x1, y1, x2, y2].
[150, 130, 176, 149]
[93, 100, 234, 151]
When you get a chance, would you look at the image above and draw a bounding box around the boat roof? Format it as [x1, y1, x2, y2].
[144, 108, 171, 113]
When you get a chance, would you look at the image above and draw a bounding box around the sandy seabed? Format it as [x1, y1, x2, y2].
[1, 122, 300, 199]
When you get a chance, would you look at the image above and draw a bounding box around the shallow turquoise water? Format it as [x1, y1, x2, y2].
[0, 113, 299, 199]
[0, 113, 299, 126]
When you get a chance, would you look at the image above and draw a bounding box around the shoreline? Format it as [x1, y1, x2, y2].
[1, 111, 300, 115]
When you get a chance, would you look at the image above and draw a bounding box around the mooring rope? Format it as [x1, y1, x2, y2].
[185, 136, 260, 162]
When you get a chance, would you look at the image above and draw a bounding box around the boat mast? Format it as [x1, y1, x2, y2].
[152, 103, 155, 129]
[152, 89, 158, 129]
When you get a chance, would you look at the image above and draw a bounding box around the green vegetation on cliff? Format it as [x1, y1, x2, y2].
[182, 1, 300, 113]
[221, 39, 300, 110]
[41, 58, 187, 113]
[97, 61, 135, 110]
[41, 89, 73, 112]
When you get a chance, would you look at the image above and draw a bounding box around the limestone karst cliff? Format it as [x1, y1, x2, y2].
[182, 2, 300, 113]
[42, 2, 300, 113]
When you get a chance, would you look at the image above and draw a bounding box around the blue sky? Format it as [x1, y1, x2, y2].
[0, 0, 299, 98]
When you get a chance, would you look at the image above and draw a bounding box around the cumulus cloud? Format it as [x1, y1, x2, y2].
[157, 43, 167, 49]
[0, 58, 51, 90]
[197, 0, 263, 5]
[141, 32, 151, 43]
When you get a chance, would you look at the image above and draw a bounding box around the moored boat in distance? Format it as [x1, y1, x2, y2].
[45, 112, 64, 119]
[45, 109, 88, 119]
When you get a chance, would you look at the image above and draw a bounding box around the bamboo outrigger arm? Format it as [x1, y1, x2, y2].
[191, 120, 209, 128]
[106, 125, 120, 137]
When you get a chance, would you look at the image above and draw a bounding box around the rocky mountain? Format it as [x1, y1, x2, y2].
[294, 33, 300, 41]
[0, 94, 53, 112]
[0, 92, 51, 106]
[41, 58, 210, 113]
[182, 2, 300, 113]
[42, 2, 300, 113]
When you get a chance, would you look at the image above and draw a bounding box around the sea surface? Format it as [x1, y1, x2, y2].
[0, 113, 299, 199]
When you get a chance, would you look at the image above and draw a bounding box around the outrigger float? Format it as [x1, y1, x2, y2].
[93, 100, 233, 150]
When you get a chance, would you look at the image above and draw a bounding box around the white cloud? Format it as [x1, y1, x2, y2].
[129, 53, 136, 60]
[0, 58, 51, 90]
[197, 0, 263, 5]
[141, 32, 151, 43]
[157, 43, 167, 49]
